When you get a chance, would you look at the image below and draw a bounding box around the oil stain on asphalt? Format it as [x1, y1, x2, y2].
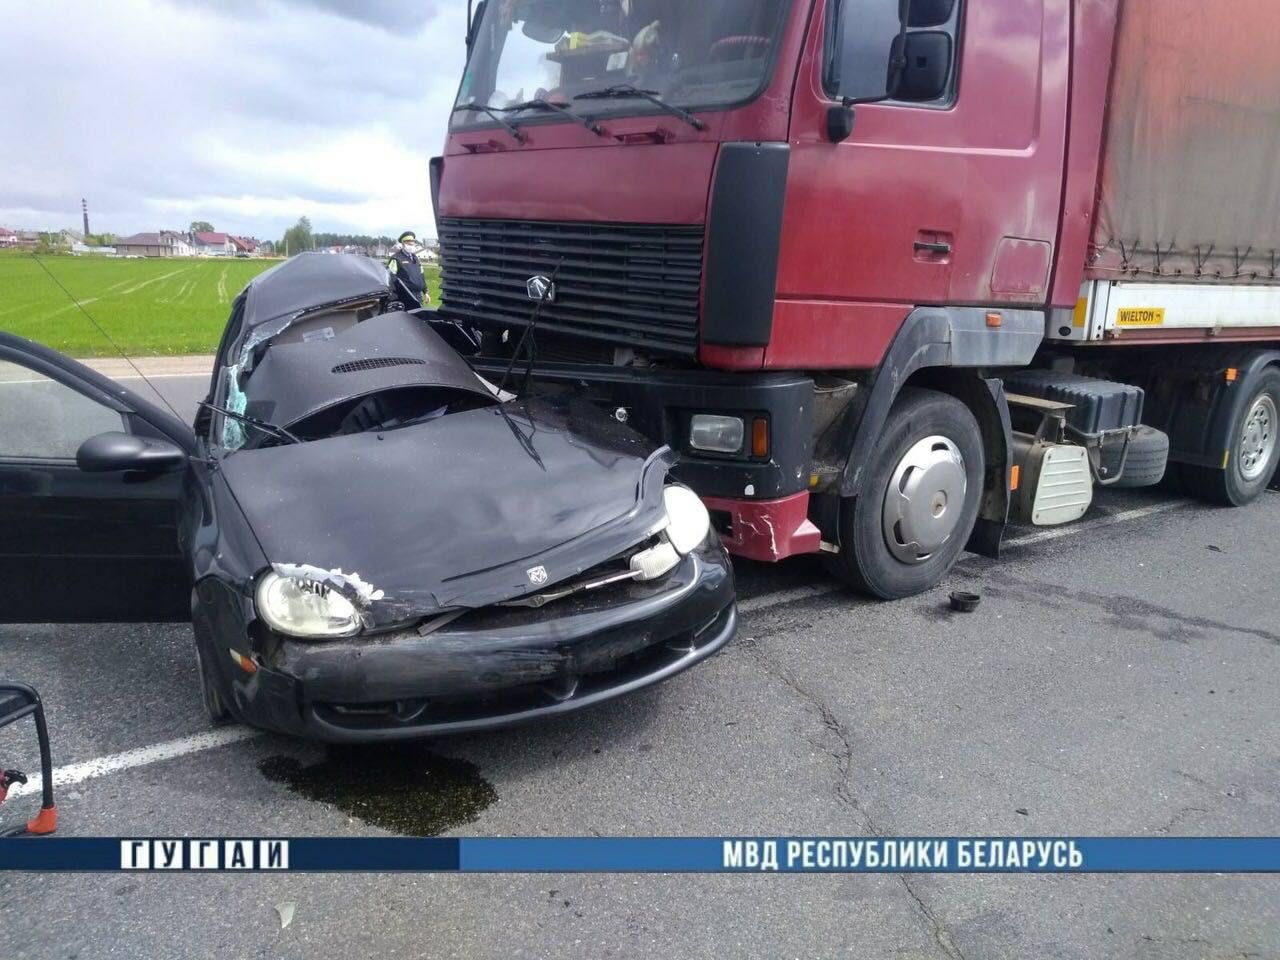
[259, 747, 497, 836]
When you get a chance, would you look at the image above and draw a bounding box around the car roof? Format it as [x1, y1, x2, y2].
[242, 252, 391, 331]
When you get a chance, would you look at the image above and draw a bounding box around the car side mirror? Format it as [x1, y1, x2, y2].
[76, 431, 187, 474]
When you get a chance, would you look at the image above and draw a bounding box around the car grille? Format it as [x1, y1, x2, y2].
[438, 218, 704, 359]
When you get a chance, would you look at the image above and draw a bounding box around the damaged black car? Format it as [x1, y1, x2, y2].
[0, 253, 736, 740]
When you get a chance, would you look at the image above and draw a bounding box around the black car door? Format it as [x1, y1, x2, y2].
[0, 333, 196, 623]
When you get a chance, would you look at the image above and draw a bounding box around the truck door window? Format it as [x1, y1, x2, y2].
[825, 0, 960, 106]
[0, 360, 124, 460]
[454, 0, 791, 126]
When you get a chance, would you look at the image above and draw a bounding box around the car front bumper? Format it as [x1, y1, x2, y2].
[224, 537, 735, 741]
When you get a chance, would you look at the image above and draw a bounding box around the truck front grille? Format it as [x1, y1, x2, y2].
[438, 218, 704, 359]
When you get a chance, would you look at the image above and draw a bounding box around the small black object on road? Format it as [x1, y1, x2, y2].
[949, 591, 981, 613]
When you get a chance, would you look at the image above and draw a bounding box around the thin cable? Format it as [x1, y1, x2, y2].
[29, 254, 187, 422]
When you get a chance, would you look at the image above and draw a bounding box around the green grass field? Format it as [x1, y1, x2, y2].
[0, 253, 442, 357]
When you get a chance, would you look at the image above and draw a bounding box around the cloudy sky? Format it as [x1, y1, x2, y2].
[1, 0, 468, 241]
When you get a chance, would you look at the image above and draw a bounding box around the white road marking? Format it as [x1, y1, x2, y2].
[4, 727, 262, 799]
[2, 497, 1196, 798]
[1003, 499, 1189, 547]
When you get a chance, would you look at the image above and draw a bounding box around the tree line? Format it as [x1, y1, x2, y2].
[276, 217, 407, 256]
[188, 218, 409, 256]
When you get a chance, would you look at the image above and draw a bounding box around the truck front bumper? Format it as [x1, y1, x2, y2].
[472, 359, 816, 501]
[702, 491, 822, 562]
[470, 359, 823, 562]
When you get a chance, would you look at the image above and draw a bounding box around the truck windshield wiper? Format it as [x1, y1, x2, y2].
[502, 99, 605, 136]
[199, 401, 303, 448]
[573, 85, 706, 131]
[451, 102, 526, 143]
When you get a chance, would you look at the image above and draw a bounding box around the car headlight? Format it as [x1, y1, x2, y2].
[255, 571, 362, 639]
[663, 485, 710, 555]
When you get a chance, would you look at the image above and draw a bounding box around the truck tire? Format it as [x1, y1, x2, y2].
[830, 387, 984, 599]
[1181, 368, 1280, 506]
[1100, 426, 1169, 488]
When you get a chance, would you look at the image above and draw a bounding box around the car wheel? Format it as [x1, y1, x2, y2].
[1100, 425, 1169, 488]
[1182, 369, 1280, 506]
[829, 387, 985, 600]
[192, 613, 231, 725]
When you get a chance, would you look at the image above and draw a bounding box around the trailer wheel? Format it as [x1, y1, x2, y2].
[830, 388, 984, 599]
[1181, 369, 1280, 506]
[192, 611, 231, 725]
[1100, 426, 1169, 488]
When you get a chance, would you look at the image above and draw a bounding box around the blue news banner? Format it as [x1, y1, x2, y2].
[2, 837, 1279, 873]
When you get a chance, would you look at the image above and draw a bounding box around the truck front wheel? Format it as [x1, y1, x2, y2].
[1182, 368, 1280, 506]
[830, 387, 985, 599]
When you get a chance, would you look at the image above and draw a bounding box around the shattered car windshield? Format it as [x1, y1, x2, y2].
[453, 0, 790, 127]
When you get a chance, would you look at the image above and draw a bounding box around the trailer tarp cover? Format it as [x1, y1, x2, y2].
[1091, 0, 1280, 284]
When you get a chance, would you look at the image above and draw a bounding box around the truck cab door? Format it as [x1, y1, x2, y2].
[0, 334, 195, 623]
[773, 0, 1068, 367]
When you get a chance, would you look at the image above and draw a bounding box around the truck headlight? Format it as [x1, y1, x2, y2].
[256, 571, 362, 639]
[663, 485, 710, 555]
[689, 414, 744, 454]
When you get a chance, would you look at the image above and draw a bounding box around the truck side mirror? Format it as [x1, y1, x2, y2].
[894, 32, 953, 102]
[907, 0, 955, 27]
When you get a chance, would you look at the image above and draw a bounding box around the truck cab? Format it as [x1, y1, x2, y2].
[433, 0, 1280, 598]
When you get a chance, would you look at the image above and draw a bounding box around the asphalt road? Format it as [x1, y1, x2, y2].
[2, 374, 1278, 959]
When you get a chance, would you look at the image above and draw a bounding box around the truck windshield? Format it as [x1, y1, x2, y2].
[453, 0, 790, 128]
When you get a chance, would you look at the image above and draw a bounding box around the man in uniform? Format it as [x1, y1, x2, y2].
[387, 231, 430, 312]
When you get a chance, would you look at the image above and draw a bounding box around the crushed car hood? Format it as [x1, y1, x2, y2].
[217, 395, 673, 625]
[241, 311, 492, 430]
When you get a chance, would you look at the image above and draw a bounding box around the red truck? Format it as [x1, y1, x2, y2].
[433, 0, 1280, 598]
